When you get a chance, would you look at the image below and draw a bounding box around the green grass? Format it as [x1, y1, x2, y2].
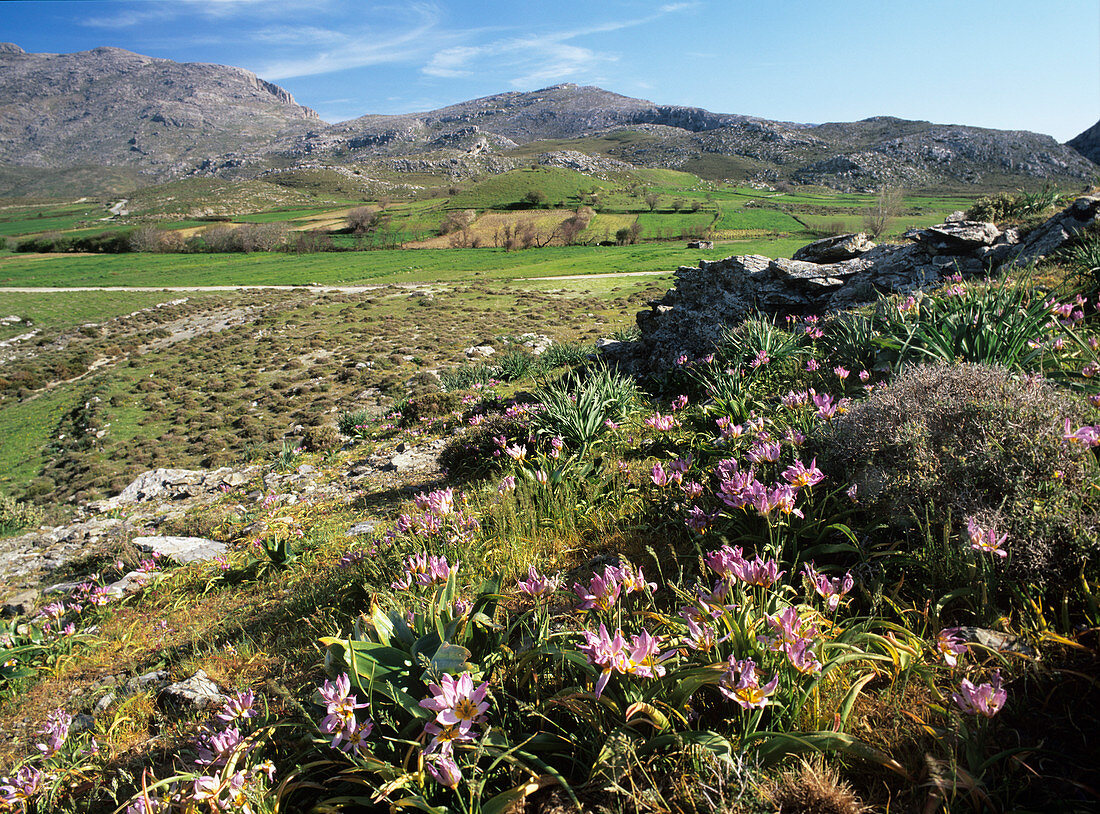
[0, 291, 224, 339]
[0, 386, 77, 493]
[448, 167, 606, 210]
[0, 238, 810, 288]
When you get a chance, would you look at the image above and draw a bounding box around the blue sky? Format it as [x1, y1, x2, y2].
[2, 0, 1097, 142]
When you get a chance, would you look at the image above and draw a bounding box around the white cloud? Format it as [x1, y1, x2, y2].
[419, 3, 694, 89]
[422, 46, 483, 78]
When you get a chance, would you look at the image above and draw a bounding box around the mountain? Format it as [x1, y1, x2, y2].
[0, 43, 1094, 195]
[0, 43, 318, 178]
[1068, 119, 1100, 165]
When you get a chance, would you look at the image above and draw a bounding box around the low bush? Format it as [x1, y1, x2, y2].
[302, 424, 340, 452]
[817, 361, 1099, 591]
[0, 493, 44, 535]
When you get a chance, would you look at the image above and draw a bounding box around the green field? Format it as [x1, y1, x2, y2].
[0, 238, 813, 288]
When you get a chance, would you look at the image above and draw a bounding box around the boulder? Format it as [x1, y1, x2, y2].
[133, 535, 226, 564]
[465, 345, 495, 359]
[912, 221, 1001, 255]
[1009, 195, 1100, 267]
[792, 232, 875, 263]
[159, 670, 225, 710]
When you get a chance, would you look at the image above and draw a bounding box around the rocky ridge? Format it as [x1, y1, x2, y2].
[619, 195, 1100, 370]
[0, 44, 1095, 194]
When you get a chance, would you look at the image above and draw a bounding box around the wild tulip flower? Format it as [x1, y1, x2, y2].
[1, 767, 44, 807]
[936, 627, 968, 667]
[650, 462, 668, 486]
[517, 566, 562, 598]
[784, 427, 806, 446]
[733, 554, 785, 587]
[419, 672, 490, 734]
[782, 390, 809, 409]
[802, 563, 854, 611]
[498, 475, 516, 494]
[573, 569, 622, 612]
[716, 416, 743, 439]
[578, 624, 627, 697]
[216, 689, 259, 724]
[783, 459, 825, 489]
[534, 469, 549, 485]
[965, 518, 1008, 558]
[671, 394, 689, 411]
[1083, 362, 1100, 379]
[705, 544, 747, 580]
[751, 350, 770, 368]
[952, 670, 1007, 717]
[685, 505, 719, 533]
[681, 480, 704, 499]
[504, 443, 527, 461]
[196, 726, 244, 767]
[785, 637, 823, 674]
[1062, 418, 1100, 447]
[747, 441, 781, 464]
[317, 673, 369, 749]
[36, 708, 72, 757]
[682, 615, 722, 652]
[425, 752, 463, 788]
[619, 564, 656, 594]
[805, 358, 820, 372]
[812, 392, 837, 419]
[644, 412, 679, 431]
[833, 365, 850, 381]
[1088, 394, 1100, 409]
[719, 657, 779, 710]
[859, 369, 871, 383]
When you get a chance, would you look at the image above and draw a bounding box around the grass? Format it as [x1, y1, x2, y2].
[0, 238, 811, 288]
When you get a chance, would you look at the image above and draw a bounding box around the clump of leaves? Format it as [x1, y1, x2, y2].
[0, 493, 44, 535]
[530, 361, 638, 450]
[439, 414, 528, 483]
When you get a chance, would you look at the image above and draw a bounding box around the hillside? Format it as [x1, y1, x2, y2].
[1069, 118, 1100, 164]
[0, 44, 1094, 195]
[0, 42, 318, 177]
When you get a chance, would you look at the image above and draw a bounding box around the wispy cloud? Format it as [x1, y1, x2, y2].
[250, 3, 445, 79]
[420, 3, 695, 88]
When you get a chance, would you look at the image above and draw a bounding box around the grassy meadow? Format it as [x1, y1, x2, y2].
[1, 174, 1098, 813]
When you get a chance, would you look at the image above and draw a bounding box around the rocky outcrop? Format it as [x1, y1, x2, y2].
[792, 232, 876, 263]
[623, 197, 1100, 371]
[1068, 119, 1100, 164]
[1008, 194, 1100, 267]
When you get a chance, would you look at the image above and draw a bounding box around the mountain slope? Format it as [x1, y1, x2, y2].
[0, 43, 1094, 194]
[0, 43, 318, 176]
[1068, 119, 1100, 165]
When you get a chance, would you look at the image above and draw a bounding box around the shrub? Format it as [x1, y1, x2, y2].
[439, 414, 527, 482]
[400, 391, 462, 425]
[0, 493, 44, 534]
[817, 362, 1099, 590]
[303, 424, 341, 452]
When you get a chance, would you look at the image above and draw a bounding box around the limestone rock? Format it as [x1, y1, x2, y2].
[465, 345, 495, 359]
[133, 535, 226, 564]
[159, 670, 226, 710]
[913, 221, 1001, 255]
[792, 232, 875, 263]
[1010, 195, 1100, 267]
[346, 521, 377, 537]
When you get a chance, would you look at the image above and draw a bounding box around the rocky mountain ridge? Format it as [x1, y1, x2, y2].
[0, 43, 1095, 194]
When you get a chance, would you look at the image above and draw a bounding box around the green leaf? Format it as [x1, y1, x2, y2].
[427, 642, 473, 677]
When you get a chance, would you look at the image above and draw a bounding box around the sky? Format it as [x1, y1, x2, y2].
[2, 0, 1097, 142]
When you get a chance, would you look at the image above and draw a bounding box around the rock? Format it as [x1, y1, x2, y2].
[1009, 195, 1100, 267]
[43, 580, 83, 597]
[133, 535, 227, 564]
[297, 464, 316, 475]
[346, 521, 377, 537]
[465, 345, 495, 359]
[913, 221, 1001, 255]
[944, 210, 967, 223]
[94, 693, 115, 713]
[517, 333, 553, 355]
[94, 468, 204, 510]
[792, 232, 875, 263]
[159, 670, 226, 710]
[954, 626, 1038, 658]
[2, 588, 39, 616]
[687, 240, 714, 249]
[70, 713, 95, 734]
[103, 570, 152, 600]
[383, 439, 446, 474]
[129, 669, 168, 690]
